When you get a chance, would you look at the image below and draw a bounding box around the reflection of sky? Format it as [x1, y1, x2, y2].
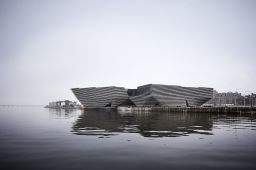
[1, 0, 256, 105]
[211, 115, 256, 145]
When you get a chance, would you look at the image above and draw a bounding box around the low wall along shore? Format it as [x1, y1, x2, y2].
[121, 106, 256, 114]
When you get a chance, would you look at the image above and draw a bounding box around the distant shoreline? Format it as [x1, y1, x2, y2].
[0, 105, 44, 107]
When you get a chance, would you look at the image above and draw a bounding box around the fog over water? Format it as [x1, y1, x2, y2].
[0, 0, 256, 105]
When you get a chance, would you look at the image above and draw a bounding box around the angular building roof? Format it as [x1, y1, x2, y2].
[71, 84, 213, 108]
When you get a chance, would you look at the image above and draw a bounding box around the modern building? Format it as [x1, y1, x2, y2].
[71, 84, 213, 108]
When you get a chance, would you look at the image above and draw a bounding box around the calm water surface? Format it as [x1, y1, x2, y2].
[0, 107, 256, 170]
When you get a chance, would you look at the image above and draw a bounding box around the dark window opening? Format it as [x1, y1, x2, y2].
[105, 102, 112, 107]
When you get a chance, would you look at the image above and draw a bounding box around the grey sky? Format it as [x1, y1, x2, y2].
[0, 0, 256, 105]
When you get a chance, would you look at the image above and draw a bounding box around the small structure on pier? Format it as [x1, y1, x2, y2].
[46, 100, 80, 109]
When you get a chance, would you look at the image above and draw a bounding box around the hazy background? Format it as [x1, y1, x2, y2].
[0, 0, 255, 105]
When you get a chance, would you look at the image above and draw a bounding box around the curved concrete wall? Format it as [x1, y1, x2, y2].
[71, 86, 128, 108]
[129, 84, 213, 107]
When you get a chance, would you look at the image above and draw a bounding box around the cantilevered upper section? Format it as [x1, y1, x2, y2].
[71, 86, 129, 108]
[128, 84, 213, 107]
[71, 84, 213, 108]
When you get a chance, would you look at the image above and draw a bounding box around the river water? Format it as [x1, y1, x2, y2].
[0, 107, 256, 170]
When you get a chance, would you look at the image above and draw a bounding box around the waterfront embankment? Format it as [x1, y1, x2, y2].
[121, 106, 256, 114]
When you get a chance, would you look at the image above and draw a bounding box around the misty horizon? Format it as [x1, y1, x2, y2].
[1, 0, 256, 105]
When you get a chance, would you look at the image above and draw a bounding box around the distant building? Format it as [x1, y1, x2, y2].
[206, 92, 256, 107]
[244, 93, 256, 107]
[46, 100, 80, 109]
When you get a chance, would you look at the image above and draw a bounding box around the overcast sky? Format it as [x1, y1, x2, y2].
[0, 0, 256, 105]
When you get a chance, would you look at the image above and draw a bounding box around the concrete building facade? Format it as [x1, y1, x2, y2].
[71, 84, 213, 108]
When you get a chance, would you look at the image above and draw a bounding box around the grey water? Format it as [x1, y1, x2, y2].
[0, 107, 256, 170]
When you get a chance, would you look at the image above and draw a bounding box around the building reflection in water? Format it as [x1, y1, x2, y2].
[72, 110, 214, 137]
[48, 108, 80, 119]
